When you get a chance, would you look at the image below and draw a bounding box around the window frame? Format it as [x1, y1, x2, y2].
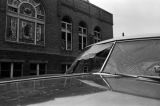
[78, 26, 87, 50]
[6, 0, 45, 46]
[61, 20, 72, 51]
[94, 29, 101, 43]
[61, 64, 71, 74]
[0, 61, 24, 79]
[29, 62, 47, 76]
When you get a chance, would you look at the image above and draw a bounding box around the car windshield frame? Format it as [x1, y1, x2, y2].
[103, 37, 160, 78]
[66, 41, 115, 74]
[67, 36, 160, 79]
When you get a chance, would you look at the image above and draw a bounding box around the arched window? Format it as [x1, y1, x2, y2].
[94, 26, 101, 43]
[6, 0, 45, 45]
[78, 21, 87, 50]
[61, 16, 72, 50]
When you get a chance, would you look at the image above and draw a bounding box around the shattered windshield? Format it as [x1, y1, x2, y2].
[103, 39, 160, 77]
[67, 42, 114, 73]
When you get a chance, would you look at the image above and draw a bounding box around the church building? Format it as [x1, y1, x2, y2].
[0, 0, 113, 79]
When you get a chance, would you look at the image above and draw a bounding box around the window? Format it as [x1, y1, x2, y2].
[29, 63, 46, 76]
[39, 63, 46, 75]
[67, 45, 112, 74]
[61, 16, 72, 50]
[61, 64, 71, 74]
[83, 62, 88, 73]
[0, 62, 11, 78]
[6, 0, 45, 45]
[78, 21, 87, 50]
[0, 61, 46, 79]
[30, 63, 37, 75]
[94, 26, 101, 43]
[13, 62, 23, 77]
[0, 62, 23, 79]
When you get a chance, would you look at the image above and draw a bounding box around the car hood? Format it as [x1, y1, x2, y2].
[0, 74, 160, 106]
[28, 91, 160, 106]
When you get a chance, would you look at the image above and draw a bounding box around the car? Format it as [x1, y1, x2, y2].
[0, 36, 160, 106]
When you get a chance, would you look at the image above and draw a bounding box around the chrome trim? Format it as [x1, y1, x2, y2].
[99, 41, 116, 73]
[0, 73, 90, 84]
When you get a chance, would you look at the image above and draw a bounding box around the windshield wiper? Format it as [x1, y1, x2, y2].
[94, 72, 160, 82]
[93, 72, 138, 78]
[116, 73, 160, 82]
[93, 72, 138, 90]
[138, 75, 160, 82]
[114, 73, 138, 78]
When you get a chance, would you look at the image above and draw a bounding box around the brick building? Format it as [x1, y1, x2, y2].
[0, 0, 113, 79]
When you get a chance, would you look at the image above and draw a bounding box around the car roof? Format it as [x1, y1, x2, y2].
[89, 34, 160, 47]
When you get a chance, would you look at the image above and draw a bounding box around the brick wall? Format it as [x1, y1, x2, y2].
[0, 0, 113, 74]
[0, 0, 7, 46]
[59, 0, 113, 56]
[0, 0, 113, 57]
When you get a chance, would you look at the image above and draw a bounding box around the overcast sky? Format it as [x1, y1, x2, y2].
[90, 0, 160, 38]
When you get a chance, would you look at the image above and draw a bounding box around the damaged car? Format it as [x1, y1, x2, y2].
[1, 37, 160, 106]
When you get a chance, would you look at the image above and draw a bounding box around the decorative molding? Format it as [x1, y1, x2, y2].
[0, 48, 77, 58]
[29, 60, 48, 63]
[60, 1, 113, 25]
[0, 59, 25, 62]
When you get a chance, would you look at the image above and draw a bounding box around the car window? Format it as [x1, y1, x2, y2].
[67, 42, 114, 74]
[103, 39, 160, 77]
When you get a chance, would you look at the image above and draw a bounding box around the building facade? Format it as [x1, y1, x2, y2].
[0, 0, 113, 79]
